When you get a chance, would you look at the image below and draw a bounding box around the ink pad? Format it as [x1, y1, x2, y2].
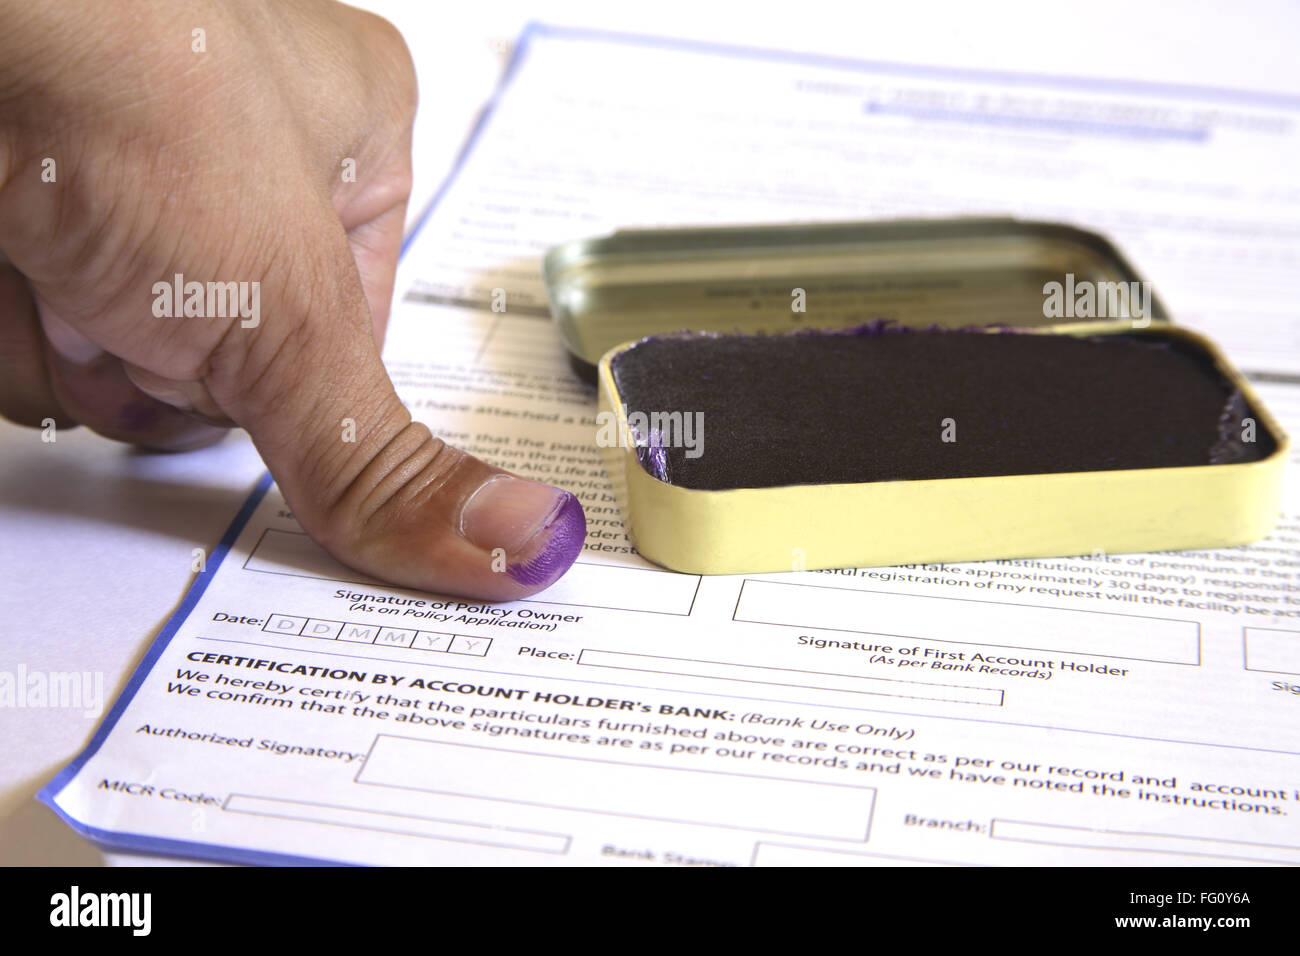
[545, 219, 1289, 573]
[608, 326, 1274, 491]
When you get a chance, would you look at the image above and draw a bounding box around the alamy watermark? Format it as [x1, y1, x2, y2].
[595, 404, 704, 460]
[152, 273, 260, 328]
[0, 664, 103, 718]
[50, 886, 151, 936]
[1043, 273, 1152, 327]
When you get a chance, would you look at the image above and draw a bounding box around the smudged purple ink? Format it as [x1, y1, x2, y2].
[635, 428, 670, 483]
[118, 401, 163, 432]
[1209, 389, 1254, 465]
[507, 492, 587, 588]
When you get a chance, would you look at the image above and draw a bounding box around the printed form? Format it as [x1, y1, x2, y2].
[42, 25, 1300, 866]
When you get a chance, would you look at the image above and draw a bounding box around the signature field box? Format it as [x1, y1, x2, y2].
[357, 734, 876, 841]
[734, 580, 1199, 665]
[243, 527, 699, 615]
[223, 793, 568, 853]
[577, 649, 1003, 706]
[991, 819, 1300, 865]
[1244, 627, 1300, 675]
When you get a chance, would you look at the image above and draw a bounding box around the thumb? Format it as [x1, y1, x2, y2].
[210, 210, 585, 601]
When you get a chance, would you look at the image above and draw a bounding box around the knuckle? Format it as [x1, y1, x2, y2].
[360, 12, 418, 116]
[328, 421, 472, 548]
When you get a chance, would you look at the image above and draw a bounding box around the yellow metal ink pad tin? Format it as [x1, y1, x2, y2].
[544, 219, 1289, 574]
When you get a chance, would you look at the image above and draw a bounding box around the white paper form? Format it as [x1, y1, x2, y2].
[41, 24, 1300, 866]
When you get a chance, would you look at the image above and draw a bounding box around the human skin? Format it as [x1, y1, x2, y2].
[0, 0, 585, 599]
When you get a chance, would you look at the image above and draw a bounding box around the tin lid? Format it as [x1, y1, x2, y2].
[543, 217, 1170, 371]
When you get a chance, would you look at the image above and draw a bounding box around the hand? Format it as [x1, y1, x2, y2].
[0, 0, 585, 599]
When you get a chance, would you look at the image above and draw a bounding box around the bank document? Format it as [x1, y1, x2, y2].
[41, 24, 1300, 866]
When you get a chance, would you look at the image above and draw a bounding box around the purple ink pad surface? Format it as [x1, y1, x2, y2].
[609, 327, 1274, 492]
